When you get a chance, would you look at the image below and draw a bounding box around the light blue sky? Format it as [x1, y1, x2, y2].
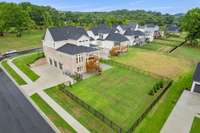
[1, 0, 200, 14]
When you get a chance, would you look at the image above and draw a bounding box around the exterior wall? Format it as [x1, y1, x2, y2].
[125, 35, 145, 46]
[191, 81, 200, 92]
[76, 35, 90, 47]
[43, 45, 100, 75]
[43, 29, 55, 48]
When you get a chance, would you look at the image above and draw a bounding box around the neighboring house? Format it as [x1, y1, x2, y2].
[100, 33, 129, 58]
[138, 24, 160, 42]
[166, 24, 180, 33]
[124, 29, 146, 46]
[88, 24, 112, 40]
[191, 63, 200, 93]
[43, 26, 100, 75]
[116, 23, 138, 35]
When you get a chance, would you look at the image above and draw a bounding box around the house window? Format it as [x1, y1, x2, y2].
[49, 58, 52, 65]
[76, 54, 83, 63]
[77, 66, 83, 72]
[59, 62, 63, 70]
[54, 60, 57, 67]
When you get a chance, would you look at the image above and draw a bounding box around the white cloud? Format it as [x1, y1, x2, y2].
[130, 0, 144, 6]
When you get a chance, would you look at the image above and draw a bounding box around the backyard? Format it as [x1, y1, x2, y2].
[112, 48, 192, 79]
[0, 30, 43, 53]
[47, 65, 162, 131]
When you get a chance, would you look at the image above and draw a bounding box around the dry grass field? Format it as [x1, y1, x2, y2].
[113, 48, 192, 79]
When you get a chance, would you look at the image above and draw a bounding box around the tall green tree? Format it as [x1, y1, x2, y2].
[181, 8, 200, 45]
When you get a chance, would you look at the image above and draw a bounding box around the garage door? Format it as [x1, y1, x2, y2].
[194, 84, 200, 93]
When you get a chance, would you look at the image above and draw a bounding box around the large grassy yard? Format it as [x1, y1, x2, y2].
[190, 117, 200, 133]
[66, 65, 159, 130]
[0, 30, 43, 53]
[112, 48, 191, 79]
[31, 94, 76, 133]
[13, 52, 44, 81]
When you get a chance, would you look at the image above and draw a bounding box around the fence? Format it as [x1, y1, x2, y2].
[126, 80, 173, 133]
[101, 59, 169, 81]
[59, 87, 123, 133]
[168, 40, 186, 53]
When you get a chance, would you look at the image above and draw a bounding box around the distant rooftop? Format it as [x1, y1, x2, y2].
[105, 33, 128, 42]
[124, 29, 145, 36]
[57, 43, 98, 55]
[91, 24, 112, 35]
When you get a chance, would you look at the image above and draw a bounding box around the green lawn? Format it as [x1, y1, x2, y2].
[1, 60, 26, 85]
[46, 86, 115, 133]
[0, 30, 43, 53]
[66, 65, 158, 130]
[135, 72, 193, 133]
[13, 52, 44, 81]
[190, 117, 200, 133]
[171, 46, 200, 64]
[140, 42, 173, 52]
[31, 94, 76, 133]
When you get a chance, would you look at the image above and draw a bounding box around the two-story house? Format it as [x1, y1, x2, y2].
[43, 26, 100, 75]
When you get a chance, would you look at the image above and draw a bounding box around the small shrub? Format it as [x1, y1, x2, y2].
[148, 90, 154, 96]
[58, 84, 65, 90]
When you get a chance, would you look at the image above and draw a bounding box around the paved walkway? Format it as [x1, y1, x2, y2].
[161, 90, 200, 133]
[8, 59, 33, 84]
[38, 91, 90, 133]
[4, 59, 90, 133]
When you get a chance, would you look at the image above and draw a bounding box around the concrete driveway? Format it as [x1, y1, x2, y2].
[22, 64, 73, 96]
[161, 90, 200, 133]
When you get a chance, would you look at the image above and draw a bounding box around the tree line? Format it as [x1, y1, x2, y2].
[0, 2, 177, 37]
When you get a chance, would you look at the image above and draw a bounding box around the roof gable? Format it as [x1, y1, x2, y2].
[124, 29, 145, 36]
[57, 43, 98, 55]
[48, 26, 88, 41]
[105, 33, 128, 42]
[91, 24, 112, 35]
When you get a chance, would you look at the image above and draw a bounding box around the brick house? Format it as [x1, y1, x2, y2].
[43, 26, 100, 75]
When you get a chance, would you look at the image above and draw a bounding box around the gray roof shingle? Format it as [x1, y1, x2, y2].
[48, 26, 88, 41]
[193, 63, 200, 82]
[91, 24, 112, 35]
[57, 44, 98, 55]
[166, 24, 179, 32]
[105, 33, 128, 42]
[124, 29, 145, 36]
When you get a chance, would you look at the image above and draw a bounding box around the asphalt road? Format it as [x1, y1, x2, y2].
[0, 70, 55, 133]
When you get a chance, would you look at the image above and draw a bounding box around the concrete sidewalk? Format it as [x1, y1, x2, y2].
[161, 90, 200, 133]
[8, 59, 33, 84]
[38, 91, 90, 133]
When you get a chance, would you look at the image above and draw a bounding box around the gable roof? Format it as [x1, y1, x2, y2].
[124, 29, 145, 36]
[193, 63, 200, 82]
[166, 24, 179, 32]
[91, 24, 112, 35]
[145, 24, 156, 28]
[48, 26, 88, 41]
[105, 33, 128, 42]
[57, 43, 98, 55]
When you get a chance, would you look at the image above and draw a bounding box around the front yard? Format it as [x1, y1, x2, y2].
[12, 51, 44, 81]
[31, 94, 76, 133]
[112, 48, 191, 79]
